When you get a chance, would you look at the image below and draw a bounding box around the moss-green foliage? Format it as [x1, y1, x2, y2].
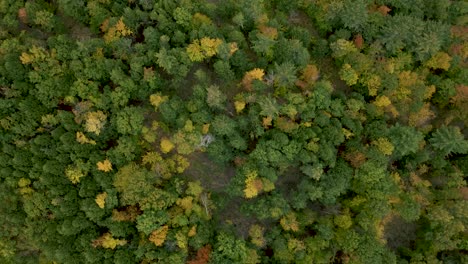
[0, 0, 466, 263]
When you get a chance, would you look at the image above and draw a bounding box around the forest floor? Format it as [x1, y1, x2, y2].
[319, 57, 352, 95]
[183, 151, 234, 192]
[183, 151, 257, 238]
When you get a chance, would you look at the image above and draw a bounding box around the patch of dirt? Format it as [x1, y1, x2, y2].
[182, 151, 235, 192]
[216, 198, 259, 239]
[174, 64, 209, 100]
[182, 152, 262, 238]
[383, 214, 417, 251]
[288, 10, 320, 38]
[57, 11, 95, 41]
[275, 167, 305, 201]
[182, 152, 257, 239]
[285, 10, 352, 96]
[459, 187, 468, 200]
[318, 57, 352, 95]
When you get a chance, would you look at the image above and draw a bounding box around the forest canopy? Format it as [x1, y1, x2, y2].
[0, 0, 467, 263]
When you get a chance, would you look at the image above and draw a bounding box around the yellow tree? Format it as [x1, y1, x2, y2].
[339, 64, 359, 86]
[65, 164, 87, 184]
[186, 37, 223, 62]
[249, 224, 266, 247]
[362, 74, 381, 96]
[372, 138, 394, 156]
[92, 233, 127, 249]
[95, 192, 108, 209]
[160, 138, 175, 153]
[177, 196, 194, 215]
[112, 206, 140, 222]
[84, 111, 107, 135]
[280, 212, 300, 232]
[242, 68, 265, 91]
[408, 103, 435, 127]
[76, 131, 96, 145]
[149, 93, 168, 110]
[149, 225, 169, 246]
[296, 64, 320, 90]
[101, 17, 133, 43]
[244, 171, 263, 199]
[97, 159, 112, 172]
[20, 46, 48, 65]
[424, 52, 452, 71]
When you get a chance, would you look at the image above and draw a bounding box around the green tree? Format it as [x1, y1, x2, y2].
[272, 62, 298, 91]
[211, 115, 237, 137]
[206, 85, 227, 110]
[339, 0, 369, 32]
[211, 232, 253, 264]
[113, 107, 144, 136]
[389, 124, 424, 158]
[429, 126, 468, 156]
[275, 39, 310, 67]
[113, 163, 154, 206]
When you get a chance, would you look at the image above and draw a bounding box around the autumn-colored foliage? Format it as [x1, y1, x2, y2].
[249, 225, 266, 247]
[373, 95, 391, 108]
[354, 34, 364, 49]
[101, 17, 133, 43]
[364, 74, 381, 96]
[92, 233, 127, 249]
[408, 103, 435, 127]
[280, 212, 300, 232]
[450, 26, 468, 40]
[234, 100, 246, 113]
[372, 138, 394, 156]
[344, 151, 367, 168]
[84, 111, 107, 135]
[149, 226, 169, 247]
[425, 52, 452, 71]
[242, 68, 265, 91]
[97, 159, 112, 172]
[377, 5, 391, 16]
[193, 13, 212, 25]
[65, 165, 86, 184]
[297, 64, 320, 89]
[160, 138, 175, 153]
[112, 206, 140, 222]
[187, 37, 223, 62]
[19, 46, 48, 64]
[258, 25, 278, 39]
[340, 64, 359, 85]
[187, 245, 212, 264]
[150, 93, 168, 109]
[76, 131, 96, 145]
[244, 171, 262, 199]
[18, 8, 27, 23]
[262, 116, 273, 128]
[95, 192, 108, 209]
[451, 85, 468, 105]
[177, 196, 194, 214]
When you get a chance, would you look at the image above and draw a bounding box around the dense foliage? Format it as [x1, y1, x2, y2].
[1, 0, 467, 263]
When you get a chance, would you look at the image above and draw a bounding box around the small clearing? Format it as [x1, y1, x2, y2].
[182, 151, 235, 192]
